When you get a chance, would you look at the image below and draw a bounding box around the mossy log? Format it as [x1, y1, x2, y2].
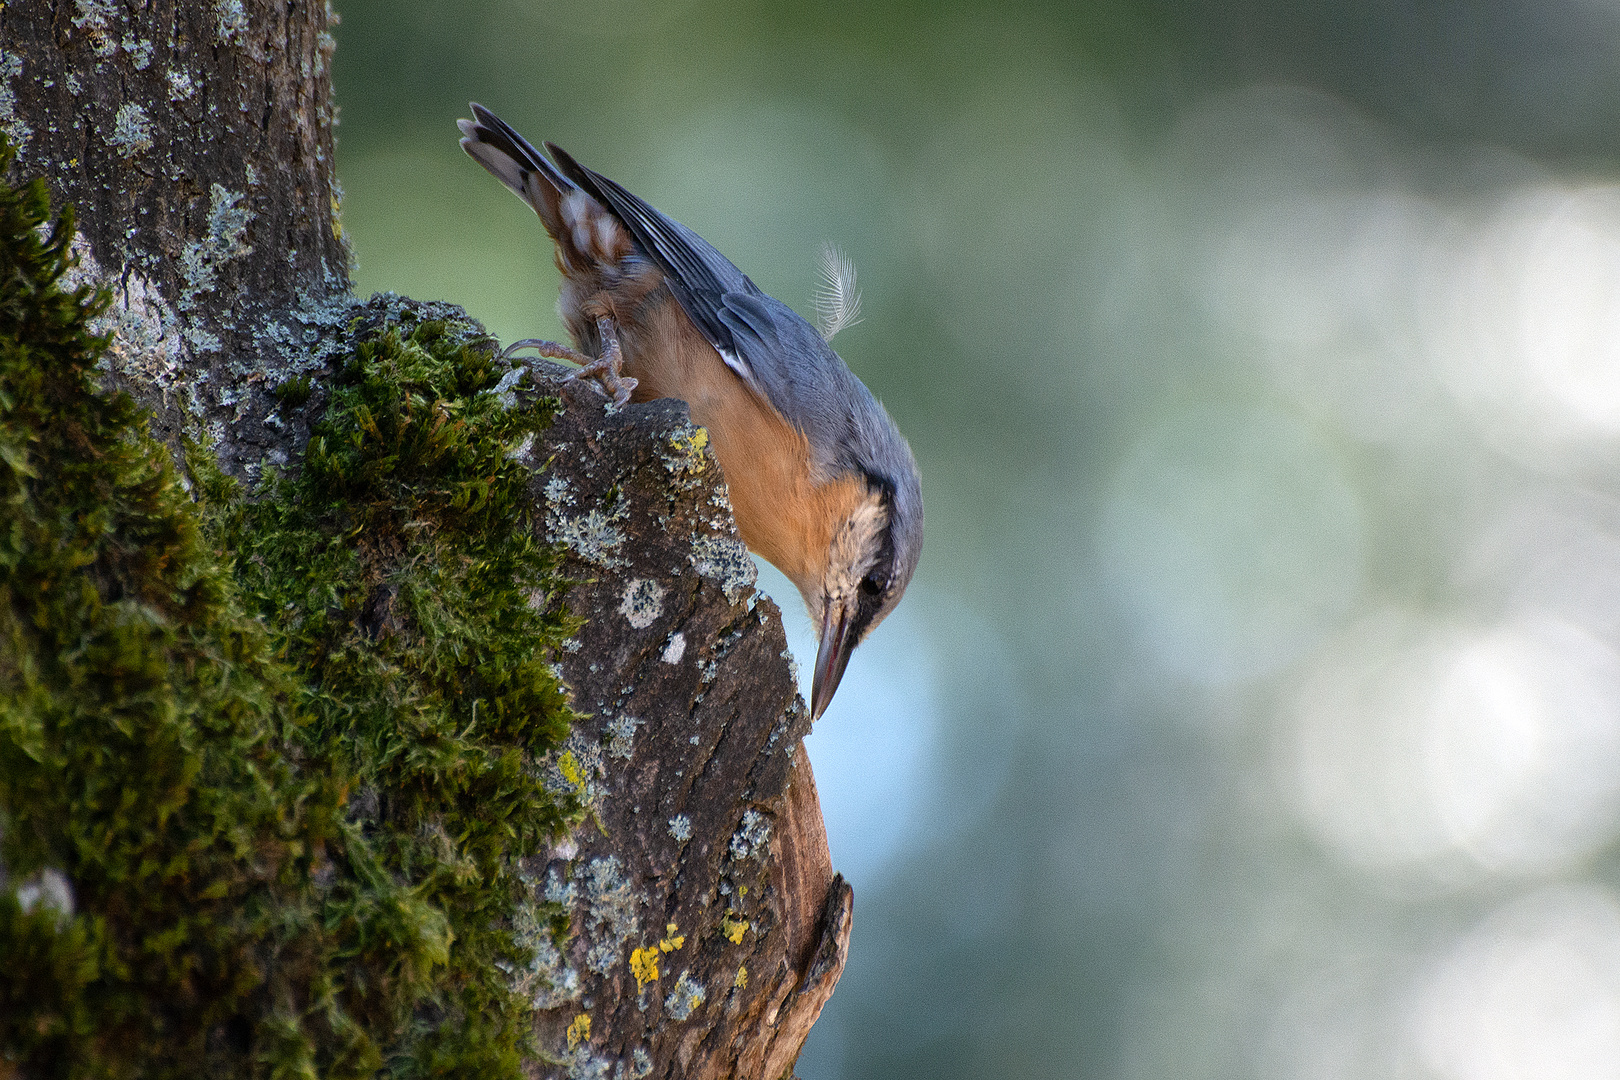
[1, 3, 849, 1077]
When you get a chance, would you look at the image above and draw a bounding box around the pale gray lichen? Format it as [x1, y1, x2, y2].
[564, 1048, 614, 1080]
[57, 232, 192, 405]
[690, 536, 757, 604]
[178, 184, 255, 323]
[551, 505, 629, 568]
[120, 35, 154, 69]
[663, 971, 707, 1020]
[71, 0, 117, 30]
[583, 942, 617, 978]
[502, 886, 582, 1010]
[728, 809, 771, 862]
[661, 632, 686, 665]
[604, 715, 644, 760]
[631, 1048, 653, 1078]
[543, 866, 577, 908]
[166, 69, 196, 101]
[71, 0, 120, 57]
[183, 325, 222, 352]
[96, 273, 187, 392]
[667, 814, 692, 842]
[544, 475, 575, 507]
[507, 430, 537, 464]
[0, 50, 29, 154]
[215, 0, 249, 43]
[487, 361, 527, 409]
[552, 853, 646, 988]
[576, 856, 640, 976]
[258, 288, 365, 374]
[109, 103, 154, 159]
[618, 578, 665, 630]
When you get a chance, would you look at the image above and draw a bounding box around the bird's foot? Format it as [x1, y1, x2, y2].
[565, 316, 637, 406]
[500, 327, 638, 406]
[500, 338, 593, 366]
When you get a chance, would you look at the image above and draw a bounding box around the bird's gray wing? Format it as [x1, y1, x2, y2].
[543, 145, 872, 458]
[543, 145, 786, 398]
[713, 289, 861, 444]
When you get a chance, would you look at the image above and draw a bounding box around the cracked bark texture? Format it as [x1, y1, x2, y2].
[515, 367, 851, 1080]
[6, 6, 850, 1078]
[2, 0, 349, 472]
[6, 8, 848, 1080]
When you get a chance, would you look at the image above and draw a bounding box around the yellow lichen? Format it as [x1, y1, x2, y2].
[668, 427, 710, 475]
[566, 1012, 591, 1050]
[659, 922, 685, 952]
[630, 945, 661, 988]
[733, 965, 748, 989]
[720, 912, 749, 944]
[558, 750, 587, 795]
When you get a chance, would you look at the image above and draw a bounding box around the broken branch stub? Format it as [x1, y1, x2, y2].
[516, 366, 852, 1079]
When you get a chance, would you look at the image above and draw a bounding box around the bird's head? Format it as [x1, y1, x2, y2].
[805, 458, 923, 721]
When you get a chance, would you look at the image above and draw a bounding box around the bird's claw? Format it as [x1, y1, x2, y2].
[500, 338, 592, 365]
[499, 326, 637, 407]
[565, 316, 636, 407]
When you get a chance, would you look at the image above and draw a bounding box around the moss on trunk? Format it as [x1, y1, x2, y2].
[0, 144, 580, 1079]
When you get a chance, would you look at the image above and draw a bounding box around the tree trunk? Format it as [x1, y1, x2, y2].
[521, 370, 852, 1080]
[3, 0, 348, 469]
[3, 4, 849, 1077]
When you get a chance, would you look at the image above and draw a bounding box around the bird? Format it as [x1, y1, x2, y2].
[457, 103, 921, 720]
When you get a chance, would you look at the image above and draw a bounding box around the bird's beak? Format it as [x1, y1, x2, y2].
[811, 600, 855, 721]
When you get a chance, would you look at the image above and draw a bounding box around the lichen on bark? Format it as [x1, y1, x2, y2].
[2, 1, 854, 1069]
[0, 152, 582, 1077]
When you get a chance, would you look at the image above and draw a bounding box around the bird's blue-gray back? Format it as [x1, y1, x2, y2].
[551, 150, 919, 503]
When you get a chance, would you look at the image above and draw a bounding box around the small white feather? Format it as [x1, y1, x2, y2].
[813, 242, 864, 342]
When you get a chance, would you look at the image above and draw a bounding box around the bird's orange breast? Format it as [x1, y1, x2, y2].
[609, 287, 866, 600]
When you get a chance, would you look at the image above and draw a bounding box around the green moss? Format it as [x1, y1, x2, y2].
[212, 311, 581, 1075]
[0, 137, 579, 1078]
[273, 373, 313, 410]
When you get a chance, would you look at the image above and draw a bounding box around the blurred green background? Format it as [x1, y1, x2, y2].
[331, 3, 1620, 1078]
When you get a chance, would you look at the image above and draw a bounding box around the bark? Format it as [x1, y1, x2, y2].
[2, 0, 348, 470]
[520, 369, 851, 1079]
[4, 4, 849, 1077]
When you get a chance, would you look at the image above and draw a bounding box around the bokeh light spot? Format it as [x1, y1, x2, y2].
[1100, 407, 1363, 687]
[1289, 614, 1620, 876]
[1414, 886, 1620, 1080]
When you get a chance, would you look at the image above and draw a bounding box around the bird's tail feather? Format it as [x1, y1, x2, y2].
[459, 103, 635, 276]
[459, 103, 575, 239]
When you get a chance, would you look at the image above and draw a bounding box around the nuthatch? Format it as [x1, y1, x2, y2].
[458, 104, 921, 719]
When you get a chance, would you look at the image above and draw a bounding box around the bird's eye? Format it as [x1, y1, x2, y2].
[859, 575, 883, 597]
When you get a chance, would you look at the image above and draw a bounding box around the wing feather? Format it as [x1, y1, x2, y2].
[459, 103, 576, 237]
[543, 144, 769, 393]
